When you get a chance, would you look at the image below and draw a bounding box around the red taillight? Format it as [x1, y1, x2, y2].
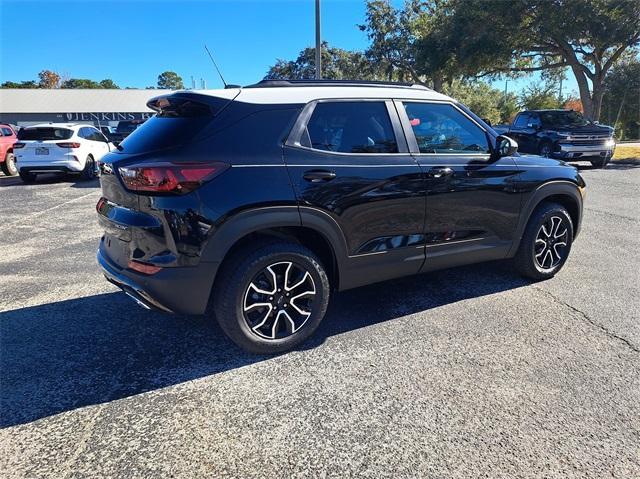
[56, 142, 81, 148]
[13, 142, 26, 149]
[127, 260, 162, 275]
[118, 162, 229, 195]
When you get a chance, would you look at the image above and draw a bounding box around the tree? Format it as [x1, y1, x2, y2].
[360, 0, 451, 89]
[601, 59, 640, 139]
[157, 71, 184, 89]
[61, 78, 101, 89]
[428, 0, 640, 120]
[99, 79, 119, 89]
[0, 80, 39, 88]
[443, 80, 503, 124]
[38, 70, 60, 88]
[265, 42, 381, 80]
[518, 82, 563, 111]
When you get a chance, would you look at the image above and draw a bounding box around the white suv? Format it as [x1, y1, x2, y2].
[14, 123, 116, 183]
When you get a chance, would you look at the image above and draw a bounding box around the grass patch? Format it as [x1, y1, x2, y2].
[613, 145, 640, 161]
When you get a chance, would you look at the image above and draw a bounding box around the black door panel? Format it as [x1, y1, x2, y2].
[396, 100, 522, 270]
[283, 100, 426, 287]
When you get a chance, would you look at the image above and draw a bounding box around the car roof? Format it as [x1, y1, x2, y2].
[25, 123, 93, 130]
[186, 80, 452, 105]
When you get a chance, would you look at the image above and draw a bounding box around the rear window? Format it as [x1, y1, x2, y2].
[116, 121, 145, 134]
[18, 127, 73, 141]
[117, 96, 217, 154]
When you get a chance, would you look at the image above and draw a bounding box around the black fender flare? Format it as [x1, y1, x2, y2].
[201, 206, 349, 275]
[508, 180, 583, 256]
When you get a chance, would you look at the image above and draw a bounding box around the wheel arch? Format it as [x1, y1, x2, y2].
[203, 206, 347, 290]
[509, 181, 583, 256]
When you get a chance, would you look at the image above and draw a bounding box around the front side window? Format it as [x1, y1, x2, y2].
[513, 114, 530, 128]
[402, 102, 489, 154]
[304, 101, 398, 154]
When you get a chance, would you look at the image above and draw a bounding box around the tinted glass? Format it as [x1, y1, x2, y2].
[513, 114, 529, 128]
[18, 128, 73, 141]
[539, 110, 589, 127]
[305, 101, 398, 153]
[402, 102, 488, 154]
[2, 128, 14, 136]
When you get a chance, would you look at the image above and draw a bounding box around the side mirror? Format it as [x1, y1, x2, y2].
[496, 135, 518, 157]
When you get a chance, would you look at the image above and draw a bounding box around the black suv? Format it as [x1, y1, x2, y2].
[97, 80, 585, 353]
[495, 109, 615, 168]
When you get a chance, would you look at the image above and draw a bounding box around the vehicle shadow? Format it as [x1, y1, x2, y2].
[0, 261, 529, 428]
[0, 173, 99, 188]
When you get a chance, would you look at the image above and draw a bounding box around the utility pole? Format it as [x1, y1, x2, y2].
[504, 79, 509, 99]
[315, 0, 321, 80]
[559, 76, 563, 104]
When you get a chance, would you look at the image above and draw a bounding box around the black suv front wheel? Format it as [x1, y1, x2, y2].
[514, 202, 574, 280]
[213, 241, 330, 354]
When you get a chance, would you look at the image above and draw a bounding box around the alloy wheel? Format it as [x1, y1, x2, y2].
[534, 216, 568, 270]
[242, 261, 316, 340]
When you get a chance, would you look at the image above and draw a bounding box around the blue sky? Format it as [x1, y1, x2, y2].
[0, 0, 577, 95]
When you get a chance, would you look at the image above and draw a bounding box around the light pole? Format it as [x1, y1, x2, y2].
[315, 0, 321, 80]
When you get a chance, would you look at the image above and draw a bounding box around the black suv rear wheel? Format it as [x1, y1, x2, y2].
[213, 241, 330, 354]
[514, 202, 574, 280]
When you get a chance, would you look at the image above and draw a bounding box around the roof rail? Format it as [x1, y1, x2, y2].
[245, 79, 431, 90]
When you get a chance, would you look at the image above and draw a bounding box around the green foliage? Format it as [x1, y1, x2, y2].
[265, 42, 383, 81]
[157, 71, 184, 90]
[601, 59, 640, 140]
[99, 79, 119, 89]
[0, 81, 39, 89]
[443, 81, 503, 125]
[61, 78, 101, 89]
[518, 82, 563, 111]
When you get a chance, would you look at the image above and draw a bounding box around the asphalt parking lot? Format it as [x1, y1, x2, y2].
[1, 165, 639, 478]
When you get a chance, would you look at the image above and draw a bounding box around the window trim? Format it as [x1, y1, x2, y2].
[285, 98, 409, 155]
[394, 99, 492, 157]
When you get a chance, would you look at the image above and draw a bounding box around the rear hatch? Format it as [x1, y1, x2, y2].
[16, 127, 74, 162]
[97, 90, 239, 268]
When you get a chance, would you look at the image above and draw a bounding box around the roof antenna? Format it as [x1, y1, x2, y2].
[204, 44, 240, 89]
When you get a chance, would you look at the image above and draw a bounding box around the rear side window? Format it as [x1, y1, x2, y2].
[1, 127, 13, 136]
[118, 96, 217, 154]
[402, 102, 489, 154]
[18, 128, 73, 141]
[304, 101, 398, 154]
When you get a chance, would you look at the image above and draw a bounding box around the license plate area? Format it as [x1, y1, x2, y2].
[35, 147, 49, 155]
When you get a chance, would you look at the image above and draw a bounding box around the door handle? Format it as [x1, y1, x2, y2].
[303, 169, 336, 182]
[427, 167, 454, 179]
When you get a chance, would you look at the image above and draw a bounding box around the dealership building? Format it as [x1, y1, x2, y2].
[0, 89, 172, 127]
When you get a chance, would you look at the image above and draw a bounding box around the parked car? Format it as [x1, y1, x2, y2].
[14, 123, 115, 183]
[96, 80, 586, 354]
[99, 125, 117, 141]
[109, 119, 147, 145]
[494, 109, 615, 168]
[0, 123, 18, 176]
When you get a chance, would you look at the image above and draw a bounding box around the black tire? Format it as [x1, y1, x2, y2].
[81, 155, 96, 181]
[19, 170, 36, 183]
[538, 141, 553, 158]
[590, 157, 609, 168]
[514, 202, 574, 280]
[213, 241, 330, 354]
[1, 152, 18, 176]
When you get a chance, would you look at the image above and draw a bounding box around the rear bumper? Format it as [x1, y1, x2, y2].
[16, 155, 84, 173]
[97, 242, 219, 315]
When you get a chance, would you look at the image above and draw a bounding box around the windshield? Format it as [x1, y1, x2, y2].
[18, 127, 73, 141]
[539, 111, 589, 127]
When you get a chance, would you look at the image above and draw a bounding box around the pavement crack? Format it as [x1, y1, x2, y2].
[533, 286, 639, 354]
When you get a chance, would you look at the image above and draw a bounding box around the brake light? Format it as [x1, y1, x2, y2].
[13, 142, 25, 149]
[56, 142, 81, 148]
[118, 162, 229, 195]
[128, 260, 162, 275]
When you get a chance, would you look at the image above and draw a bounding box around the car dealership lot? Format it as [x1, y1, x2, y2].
[1, 167, 639, 478]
